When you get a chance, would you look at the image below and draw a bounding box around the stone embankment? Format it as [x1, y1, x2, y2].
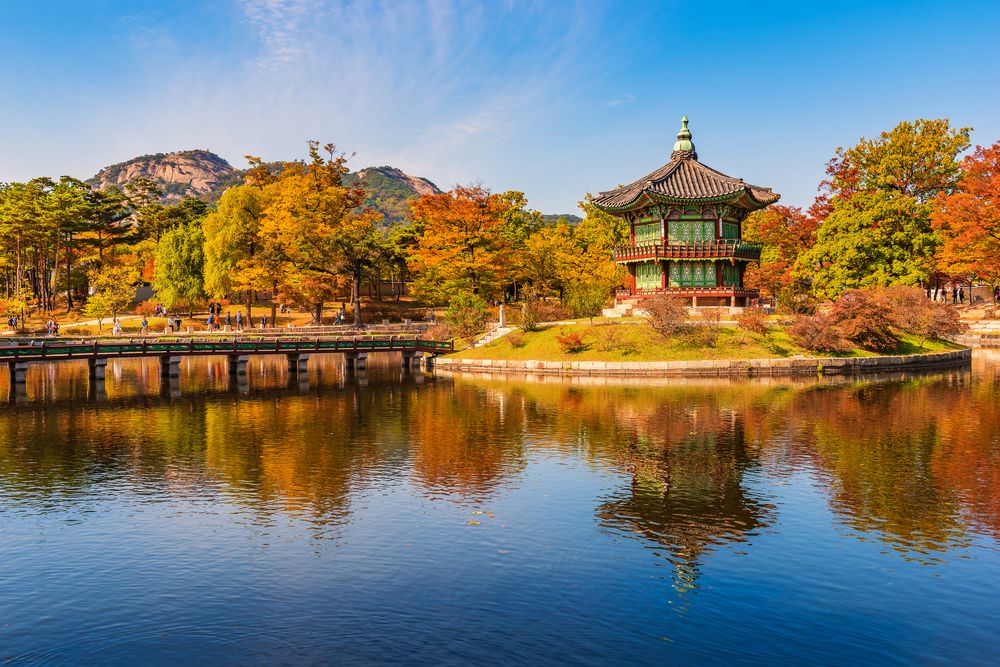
[436, 348, 971, 377]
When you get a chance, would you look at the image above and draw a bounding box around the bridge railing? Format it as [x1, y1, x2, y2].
[0, 336, 454, 361]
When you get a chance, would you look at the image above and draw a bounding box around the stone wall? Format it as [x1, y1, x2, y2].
[435, 348, 971, 377]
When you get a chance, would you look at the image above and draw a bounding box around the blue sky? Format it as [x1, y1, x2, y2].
[1, 0, 998, 213]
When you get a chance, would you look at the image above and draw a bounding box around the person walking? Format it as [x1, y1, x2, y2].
[260, 314, 267, 330]
[141, 317, 148, 335]
[952, 286, 958, 304]
[112, 318, 122, 336]
[235, 310, 243, 331]
[959, 287, 965, 304]
[225, 311, 232, 330]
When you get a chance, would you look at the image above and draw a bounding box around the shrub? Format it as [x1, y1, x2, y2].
[422, 323, 451, 341]
[135, 299, 158, 318]
[507, 331, 527, 348]
[874, 285, 967, 347]
[519, 299, 543, 332]
[788, 314, 850, 354]
[555, 330, 589, 353]
[641, 294, 688, 338]
[829, 289, 899, 352]
[445, 294, 490, 341]
[685, 309, 721, 347]
[737, 307, 770, 335]
[593, 325, 621, 352]
[565, 282, 609, 325]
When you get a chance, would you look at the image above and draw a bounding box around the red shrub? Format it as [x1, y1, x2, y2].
[556, 330, 589, 353]
[788, 314, 850, 354]
[829, 289, 899, 352]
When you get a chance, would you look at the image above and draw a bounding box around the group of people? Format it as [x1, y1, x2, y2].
[6, 315, 20, 331]
[929, 286, 967, 304]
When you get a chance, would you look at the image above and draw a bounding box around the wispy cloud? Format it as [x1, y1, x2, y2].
[239, 0, 325, 70]
[606, 94, 635, 107]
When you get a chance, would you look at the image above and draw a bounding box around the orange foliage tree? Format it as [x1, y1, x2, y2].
[409, 185, 514, 304]
[742, 205, 818, 305]
[932, 142, 1000, 288]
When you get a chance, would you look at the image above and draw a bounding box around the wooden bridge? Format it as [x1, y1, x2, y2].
[2, 336, 453, 394]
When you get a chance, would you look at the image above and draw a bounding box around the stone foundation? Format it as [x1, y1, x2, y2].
[434, 348, 971, 377]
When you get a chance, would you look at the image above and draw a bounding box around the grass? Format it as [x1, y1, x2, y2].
[451, 322, 963, 362]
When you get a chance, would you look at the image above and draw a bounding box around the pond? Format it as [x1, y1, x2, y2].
[1, 353, 999, 665]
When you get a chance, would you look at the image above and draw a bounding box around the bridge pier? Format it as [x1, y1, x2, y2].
[7, 361, 28, 388]
[421, 355, 436, 370]
[88, 358, 107, 381]
[160, 356, 182, 378]
[227, 354, 249, 376]
[344, 351, 368, 372]
[400, 350, 423, 371]
[286, 353, 309, 376]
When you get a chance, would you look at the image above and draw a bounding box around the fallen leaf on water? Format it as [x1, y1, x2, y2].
[471, 511, 485, 515]
[466, 521, 481, 525]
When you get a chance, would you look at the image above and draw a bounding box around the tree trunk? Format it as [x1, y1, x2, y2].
[270, 283, 278, 326]
[313, 302, 323, 325]
[65, 238, 74, 312]
[352, 267, 363, 327]
[245, 291, 252, 322]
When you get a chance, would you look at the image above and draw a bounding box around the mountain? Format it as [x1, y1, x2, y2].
[88, 149, 242, 204]
[344, 166, 442, 226]
[88, 151, 442, 224]
[542, 213, 583, 225]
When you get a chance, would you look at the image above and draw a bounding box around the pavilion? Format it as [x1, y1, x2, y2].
[592, 117, 779, 307]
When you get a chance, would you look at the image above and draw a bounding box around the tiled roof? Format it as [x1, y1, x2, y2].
[593, 153, 780, 211]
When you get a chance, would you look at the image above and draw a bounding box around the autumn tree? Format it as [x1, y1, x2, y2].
[260, 142, 381, 326]
[931, 142, 1000, 288]
[85, 263, 139, 329]
[742, 205, 818, 307]
[409, 185, 514, 304]
[799, 119, 971, 299]
[203, 184, 270, 320]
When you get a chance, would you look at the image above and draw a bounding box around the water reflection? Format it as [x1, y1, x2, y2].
[2, 355, 1000, 662]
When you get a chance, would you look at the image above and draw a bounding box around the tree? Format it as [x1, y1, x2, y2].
[445, 293, 490, 342]
[259, 142, 381, 327]
[409, 185, 513, 304]
[743, 205, 818, 306]
[932, 142, 1000, 288]
[565, 281, 609, 325]
[799, 119, 971, 299]
[801, 190, 940, 299]
[203, 184, 270, 319]
[86, 264, 139, 329]
[153, 221, 206, 315]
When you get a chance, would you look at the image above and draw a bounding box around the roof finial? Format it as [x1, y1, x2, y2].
[672, 115, 697, 160]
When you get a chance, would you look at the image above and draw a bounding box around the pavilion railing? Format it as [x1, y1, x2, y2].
[613, 240, 762, 262]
